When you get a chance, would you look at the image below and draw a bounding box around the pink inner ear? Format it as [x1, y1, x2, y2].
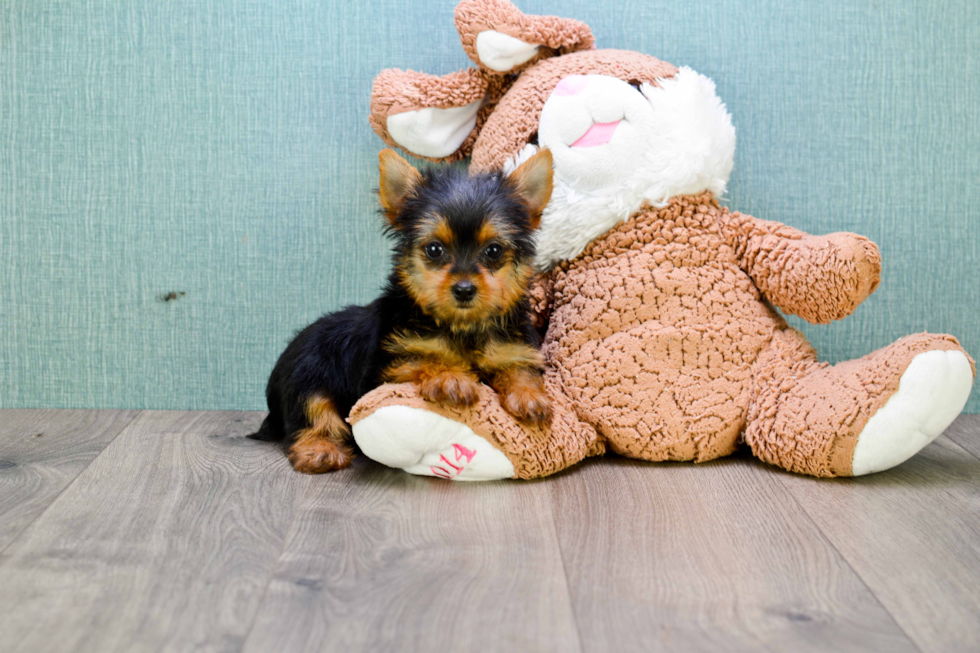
[571, 121, 620, 148]
[553, 75, 588, 96]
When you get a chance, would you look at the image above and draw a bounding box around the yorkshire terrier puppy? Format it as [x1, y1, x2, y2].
[251, 148, 554, 474]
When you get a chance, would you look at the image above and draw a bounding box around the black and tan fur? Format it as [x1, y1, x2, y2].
[251, 148, 554, 473]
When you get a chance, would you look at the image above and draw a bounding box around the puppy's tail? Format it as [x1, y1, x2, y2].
[248, 413, 283, 441]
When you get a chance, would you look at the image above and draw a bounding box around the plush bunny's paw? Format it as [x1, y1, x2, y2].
[852, 350, 974, 475]
[352, 405, 515, 481]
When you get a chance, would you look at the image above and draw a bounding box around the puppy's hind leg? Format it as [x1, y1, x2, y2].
[288, 394, 354, 474]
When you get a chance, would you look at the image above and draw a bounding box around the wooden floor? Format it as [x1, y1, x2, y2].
[1, 411, 979, 653]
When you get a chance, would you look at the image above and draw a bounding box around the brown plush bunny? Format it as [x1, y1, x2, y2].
[348, 0, 975, 480]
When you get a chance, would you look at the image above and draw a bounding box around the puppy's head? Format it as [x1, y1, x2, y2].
[378, 148, 553, 331]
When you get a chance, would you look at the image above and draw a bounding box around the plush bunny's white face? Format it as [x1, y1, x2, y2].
[539, 74, 659, 191]
[505, 67, 737, 270]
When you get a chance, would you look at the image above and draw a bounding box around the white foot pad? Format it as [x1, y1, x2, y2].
[852, 350, 974, 475]
[352, 405, 515, 481]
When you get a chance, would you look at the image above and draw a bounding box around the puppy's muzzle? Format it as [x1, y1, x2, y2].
[451, 280, 477, 304]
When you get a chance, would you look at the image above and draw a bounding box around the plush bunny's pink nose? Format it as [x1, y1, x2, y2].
[553, 75, 588, 96]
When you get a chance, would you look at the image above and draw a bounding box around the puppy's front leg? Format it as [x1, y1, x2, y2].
[383, 333, 481, 409]
[384, 358, 481, 409]
[478, 342, 552, 427]
[491, 367, 552, 427]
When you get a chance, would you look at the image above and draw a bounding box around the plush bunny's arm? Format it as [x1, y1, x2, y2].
[722, 212, 882, 324]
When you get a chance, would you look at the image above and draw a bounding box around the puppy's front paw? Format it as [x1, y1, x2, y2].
[419, 371, 480, 408]
[288, 438, 353, 474]
[501, 385, 552, 427]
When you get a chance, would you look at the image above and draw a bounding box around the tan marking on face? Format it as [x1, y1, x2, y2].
[481, 259, 535, 316]
[398, 251, 455, 310]
[430, 218, 456, 247]
[477, 221, 500, 247]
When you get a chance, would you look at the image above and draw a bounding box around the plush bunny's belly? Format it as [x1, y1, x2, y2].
[545, 193, 787, 462]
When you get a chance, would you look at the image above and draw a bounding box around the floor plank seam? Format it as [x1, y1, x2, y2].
[0, 410, 143, 560]
[774, 476, 926, 653]
[548, 485, 587, 653]
[943, 432, 980, 462]
[955, 445, 980, 462]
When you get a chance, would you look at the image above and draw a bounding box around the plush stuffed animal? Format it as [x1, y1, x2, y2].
[348, 0, 975, 480]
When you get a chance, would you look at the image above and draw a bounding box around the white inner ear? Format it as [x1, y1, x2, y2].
[475, 31, 540, 72]
[387, 100, 483, 159]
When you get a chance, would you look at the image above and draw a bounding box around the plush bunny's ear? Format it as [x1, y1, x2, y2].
[455, 0, 594, 74]
[369, 1, 594, 160]
[370, 68, 488, 162]
[473, 31, 541, 73]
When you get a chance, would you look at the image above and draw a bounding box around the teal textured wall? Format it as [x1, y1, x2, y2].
[1, 0, 977, 411]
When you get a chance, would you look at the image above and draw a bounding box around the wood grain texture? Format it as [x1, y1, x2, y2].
[1, 410, 978, 652]
[0, 410, 308, 653]
[241, 460, 581, 653]
[775, 427, 980, 652]
[0, 409, 139, 552]
[550, 454, 918, 653]
[944, 414, 980, 460]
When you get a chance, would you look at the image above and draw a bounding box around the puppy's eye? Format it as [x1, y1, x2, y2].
[424, 242, 445, 260]
[484, 243, 504, 261]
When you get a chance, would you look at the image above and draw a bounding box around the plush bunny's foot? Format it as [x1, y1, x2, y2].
[353, 405, 515, 481]
[349, 381, 603, 480]
[851, 349, 973, 475]
[746, 330, 975, 477]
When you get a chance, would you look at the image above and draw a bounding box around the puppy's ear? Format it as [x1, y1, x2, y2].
[508, 148, 553, 228]
[378, 149, 422, 224]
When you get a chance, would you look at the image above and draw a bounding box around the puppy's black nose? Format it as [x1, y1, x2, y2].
[451, 280, 477, 303]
